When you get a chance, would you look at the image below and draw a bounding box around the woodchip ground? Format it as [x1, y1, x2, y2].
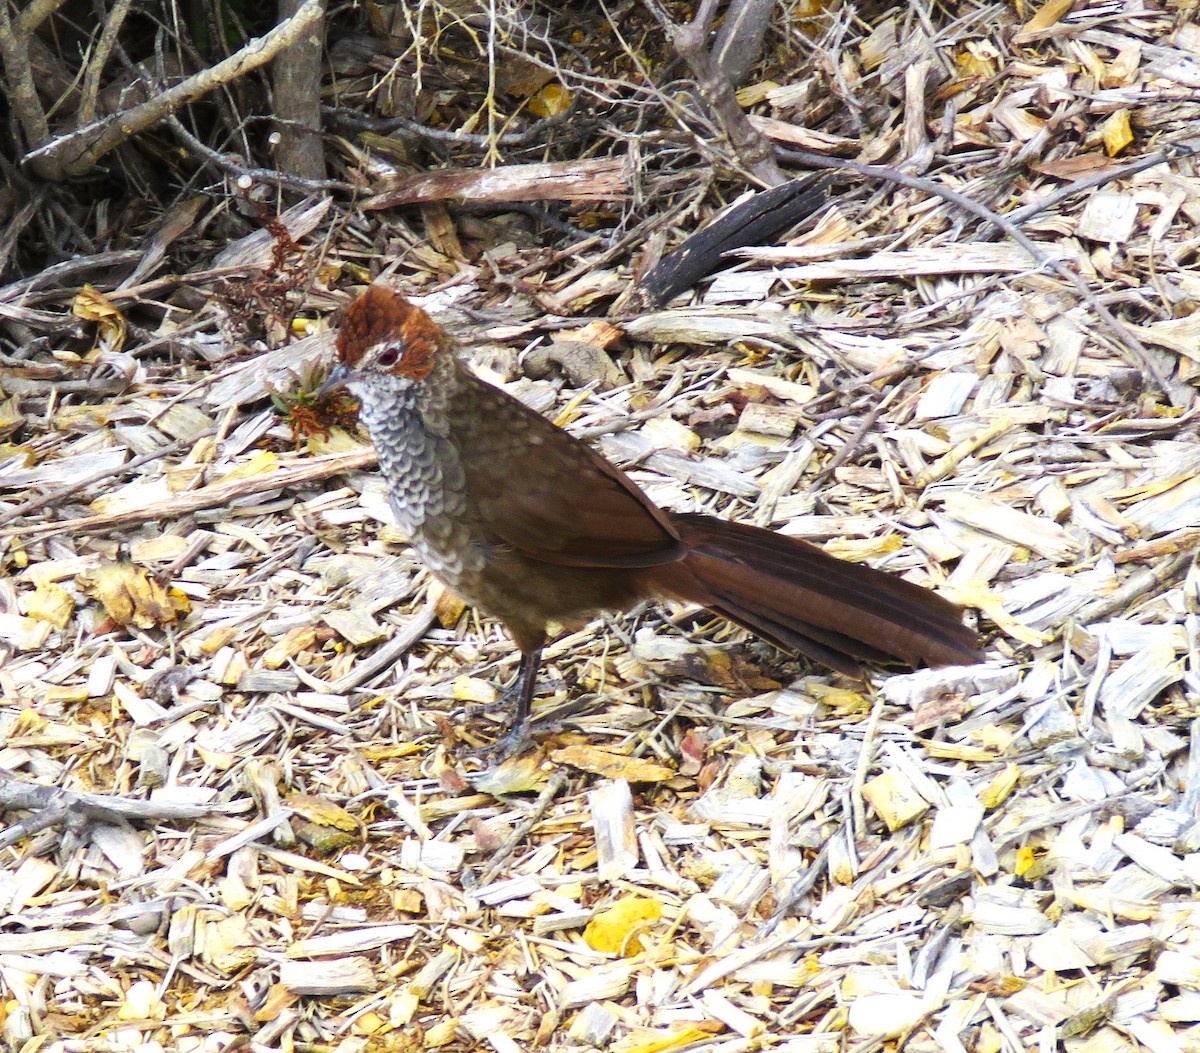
[1, 2, 1200, 1051]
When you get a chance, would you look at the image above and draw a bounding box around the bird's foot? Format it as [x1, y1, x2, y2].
[460, 654, 536, 719]
[459, 648, 545, 760]
[461, 718, 535, 760]
[459, 689, 522, 750]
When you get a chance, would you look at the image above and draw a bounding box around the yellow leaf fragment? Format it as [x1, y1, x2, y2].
[980, 763, 1021, 808]
[614, 1023, 722, 1053]
[947, 581, 1051, 647]
[72, 284, 127, 353]
[79, 563, 180, 629]
[21, 581, 74, 628]
[453, 676, 497, 705]
[470, 752, 548, 796]
[0, 442, 34, 467]
[923, 741, 999, 763]
[808, 683, 870, 714]
[214, 449, 279, 484]
[1100, 109, 1134, 156]
[168, 588, 191, 617]
[9, 709, 47, 736]
[429, 580, 467, 628]
[528, 83, 571, 117]
[288, 793, 360, 832]
[971, 724, 1015, 754]
[316, 259, 343, 285]
[584, 895, 663, 955]
[0, 396, 23, 438]
[955, 42, 997, 78]
[823, 533, 903, 561]
[425, 1018, 461, 1047]
[551, 745, 675, 783]
[305, 426, 369, 456]
[1014, 845, 1037, 877]
[353, 1012, 387, 1035]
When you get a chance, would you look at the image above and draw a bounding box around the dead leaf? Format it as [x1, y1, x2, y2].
[430, 580, 468, 629]
[528, 83, 571, 117]
[550, 745, 675, 783]
[678, 728, 706, 776]
[1014, 0, 1075, 42]
[72, 284, 127, 354]
[469, 751, 548, 796]
[22, 581, 74, 628]
[1100, 109, 1134, 156]
[79, 563, 180, 629]
[583, 895, 663, 955]
[288, 793, 360, 832]
[612, 1023, 722, 1053]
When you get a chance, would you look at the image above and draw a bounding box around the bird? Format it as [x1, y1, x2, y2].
[325, 284, 981, 751]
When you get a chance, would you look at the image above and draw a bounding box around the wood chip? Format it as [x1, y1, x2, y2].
[6, 8, 1200, 1048]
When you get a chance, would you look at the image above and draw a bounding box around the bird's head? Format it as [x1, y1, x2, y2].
[325, 285, 446, 396]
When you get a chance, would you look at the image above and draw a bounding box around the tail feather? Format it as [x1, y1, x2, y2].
[658, 513, 981, 675]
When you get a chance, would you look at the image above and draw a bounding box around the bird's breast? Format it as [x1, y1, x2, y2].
[358, 385, 484, 583]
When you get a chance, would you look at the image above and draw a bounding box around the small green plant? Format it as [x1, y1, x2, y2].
[268, 359, 358, 447]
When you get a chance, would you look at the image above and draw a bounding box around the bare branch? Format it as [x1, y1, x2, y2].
[0, 1, 56, 179]
[712, 0, 778, 88]
[78, 0, 135, 125]
[642, 0, 786, 186]
[25, 0, 325, 179]
[273, 0, 328, 182]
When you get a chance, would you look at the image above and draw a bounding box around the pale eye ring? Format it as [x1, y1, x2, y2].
[378, 346, 400, 367]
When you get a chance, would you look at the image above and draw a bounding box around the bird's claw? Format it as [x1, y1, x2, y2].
[461, 720, 535, 760]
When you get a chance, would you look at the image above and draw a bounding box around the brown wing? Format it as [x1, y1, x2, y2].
[447, 366, 683, 568]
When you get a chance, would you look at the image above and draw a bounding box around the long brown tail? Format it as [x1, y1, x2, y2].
[652, 513, 981, 676]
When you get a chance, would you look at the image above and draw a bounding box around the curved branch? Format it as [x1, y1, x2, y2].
[25, 0, 325, 179]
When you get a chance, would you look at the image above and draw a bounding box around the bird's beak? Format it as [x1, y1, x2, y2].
[319, 362, 350, 398]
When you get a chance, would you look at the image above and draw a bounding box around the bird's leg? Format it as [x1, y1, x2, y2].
[464, 647, 544, 758]
[510, 646, 542, 731]
[488, 647, 543, 757]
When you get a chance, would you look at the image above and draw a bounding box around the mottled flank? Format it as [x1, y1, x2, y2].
[337, 285, 443, 380]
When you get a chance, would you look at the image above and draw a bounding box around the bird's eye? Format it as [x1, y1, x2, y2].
[378, 347, 400, 367]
